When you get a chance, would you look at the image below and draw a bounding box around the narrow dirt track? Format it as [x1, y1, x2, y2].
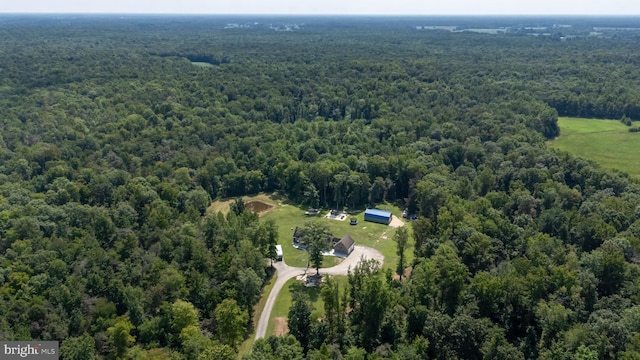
[254, 246, 384, 339]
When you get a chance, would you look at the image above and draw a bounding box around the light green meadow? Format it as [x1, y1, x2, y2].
[549, 117, 640, 178]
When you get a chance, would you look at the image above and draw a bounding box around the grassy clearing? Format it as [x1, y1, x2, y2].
[191, 61, 214, 67]
[208, 193, 288, 215]
[549, 117, 640, 178]
[210, 193, 410, 271]
[554, 117, 629, 134]
[261, 201, 409, 272]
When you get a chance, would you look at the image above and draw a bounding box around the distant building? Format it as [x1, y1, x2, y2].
[333, 235, 355, 255]
[364, 208, 392, 225]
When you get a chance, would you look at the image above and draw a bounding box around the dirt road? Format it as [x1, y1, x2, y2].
[254, 245, 384, 339]
[389, 214, 405, 228]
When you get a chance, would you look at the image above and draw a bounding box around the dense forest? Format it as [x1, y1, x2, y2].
[2, 15, 640, 359]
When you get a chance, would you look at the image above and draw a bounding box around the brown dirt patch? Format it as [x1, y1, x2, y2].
[246, 200, 275, 216]
[207, 198, 235, 214]
[392, 266, 413, 281]
[389, 215, 405, 228]
[207, 192, 283, 215]
[273, 317, 289, 336]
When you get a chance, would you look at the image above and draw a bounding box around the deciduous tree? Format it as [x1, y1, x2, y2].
[394, 226, 410, 280]
[303, 221, 330, 274]
[107, 315, 135, 360]
[214, 299, 247, 349]
[288, 293, 313, 352]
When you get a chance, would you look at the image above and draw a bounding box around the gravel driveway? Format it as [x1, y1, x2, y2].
[254, 245, 384, 339]
[389, 214, 405, 228]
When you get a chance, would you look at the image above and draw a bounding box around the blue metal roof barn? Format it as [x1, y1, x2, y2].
[364, 208, 392, 225]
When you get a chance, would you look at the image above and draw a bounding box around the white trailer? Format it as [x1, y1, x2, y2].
[275, 245, 283, 261]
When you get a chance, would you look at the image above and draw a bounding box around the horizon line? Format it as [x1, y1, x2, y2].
[2, 12, 640, 17]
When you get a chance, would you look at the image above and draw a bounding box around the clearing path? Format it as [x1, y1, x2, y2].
[389, 215, 405, 228]
[255, 245, 384, 339]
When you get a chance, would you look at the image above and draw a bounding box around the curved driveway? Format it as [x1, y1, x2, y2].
[255, 245, 384, 339]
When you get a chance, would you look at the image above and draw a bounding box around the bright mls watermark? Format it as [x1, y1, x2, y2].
[1, 341, 58, 359]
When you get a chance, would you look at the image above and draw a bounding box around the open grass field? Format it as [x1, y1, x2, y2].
[260, 201, 409, 273]
[549, 117, 640, 178]
[191, 61, 214, 67]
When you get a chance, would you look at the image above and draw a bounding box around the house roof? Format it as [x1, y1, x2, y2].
[339, 234, 355, 248]
[364, 208, 392, 218]
[333, 234, 355, 254]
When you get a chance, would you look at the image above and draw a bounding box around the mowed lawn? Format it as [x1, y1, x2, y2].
[261, 202, 408, 273]
[266, 276, 351, 337]
[549, 117, 640, 178]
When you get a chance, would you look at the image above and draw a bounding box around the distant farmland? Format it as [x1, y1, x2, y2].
[549, 117, 640, 178]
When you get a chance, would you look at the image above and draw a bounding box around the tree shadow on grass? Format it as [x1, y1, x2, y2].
[288, 278, 322, 303]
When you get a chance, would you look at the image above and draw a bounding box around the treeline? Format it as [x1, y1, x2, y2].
[0, 15, 640, 359]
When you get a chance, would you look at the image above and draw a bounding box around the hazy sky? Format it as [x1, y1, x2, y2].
[2, 0, 640, 15]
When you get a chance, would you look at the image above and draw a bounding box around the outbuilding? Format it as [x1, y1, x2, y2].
[333, 235, 355, 256]
[364, 208, 392, 225]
